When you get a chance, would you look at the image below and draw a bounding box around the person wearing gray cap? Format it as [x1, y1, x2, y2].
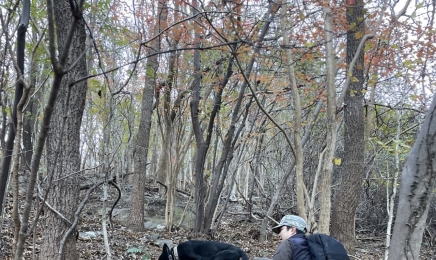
[271, 215, 311, 260]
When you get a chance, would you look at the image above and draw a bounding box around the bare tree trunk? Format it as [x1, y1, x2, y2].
[11, 84, 30, 254]
[330, 0, 365, 251]
[156, 128, 171, 192]
[14, 2, 85, 258]
[384, 111, 402, 260]
[388, 93, 436, 259]
[130, 0, 165, 232]
[279, 1, 306, 221]
[189, 0, 209, 234]
[40, 1, 88, 258]
[317, 5, 338, 234]
[0, 0, 29, 220]
[129, 54, 156, 231]
[101, 93, 114, 259]
[191, 81, 206, 232]
[150, 129, 158, 179]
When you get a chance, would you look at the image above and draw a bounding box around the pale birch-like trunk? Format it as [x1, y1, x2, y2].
[388, 92, 436, 260]
[156, 129, 171, 192]
[101, 94, 114, 259]
[242, 161, 249, 201]
[365, 76, 376, 143]
[230, 168, 239, 202]
[317, 6, 337, 234]
[384, 111, 402, 260]
[11, 87, 30, 254]
[307, 148, 326, 233]
[149, 129, 159, 180]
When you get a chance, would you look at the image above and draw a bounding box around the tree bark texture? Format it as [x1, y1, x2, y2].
[388, 93, 436, 259]
[331, 0, 365, 253]
[130, 54, 156, 231]
[190, 0, 211, 234]
[40, 1, 88, 259]
[130, 0, 165, 232]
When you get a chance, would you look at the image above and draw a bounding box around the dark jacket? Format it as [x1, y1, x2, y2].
[272, 234, 311, 260]
[288, 233, 312, 260]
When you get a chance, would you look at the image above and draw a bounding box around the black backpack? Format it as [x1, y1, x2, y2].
[307, 233, 350, 260]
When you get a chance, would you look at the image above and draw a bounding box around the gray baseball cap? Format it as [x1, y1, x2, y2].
[272, 215, 307, 234]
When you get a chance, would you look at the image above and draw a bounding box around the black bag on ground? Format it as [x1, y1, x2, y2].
[307, 233, 350, 260]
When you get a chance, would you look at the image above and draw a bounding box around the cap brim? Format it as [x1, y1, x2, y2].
[272, 225, 283, 234]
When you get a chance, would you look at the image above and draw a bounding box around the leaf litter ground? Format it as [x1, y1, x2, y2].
[0, 184, 435, 259]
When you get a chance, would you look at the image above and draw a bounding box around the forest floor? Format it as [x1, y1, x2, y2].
[1, 182, 435, 260]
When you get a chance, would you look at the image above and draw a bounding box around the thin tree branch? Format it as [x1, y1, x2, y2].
[232, 55, 296, 159]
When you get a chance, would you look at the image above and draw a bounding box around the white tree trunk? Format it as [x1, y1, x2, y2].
[388, 92, 436, 260]
[318, 5, 337, 234]
[384, 111, 402, 260]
